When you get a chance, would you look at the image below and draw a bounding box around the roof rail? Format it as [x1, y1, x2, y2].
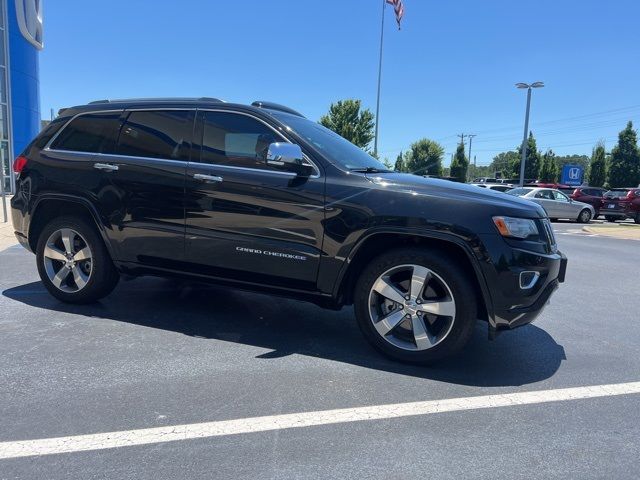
[251, 101, 305, 118]
[88, 97, 224, 105]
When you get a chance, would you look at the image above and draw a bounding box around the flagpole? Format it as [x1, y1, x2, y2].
[373, 0, 386, 157]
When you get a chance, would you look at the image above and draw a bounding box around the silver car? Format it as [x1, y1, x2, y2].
[507, 187, 595, 223]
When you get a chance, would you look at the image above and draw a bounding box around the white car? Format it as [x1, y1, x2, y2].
[507, 187, 595, 223]
[470, 183, 514, 193]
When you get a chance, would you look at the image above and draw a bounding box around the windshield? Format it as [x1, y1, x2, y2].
[273, 112, 390, 171]
[506, 187, 533, 196]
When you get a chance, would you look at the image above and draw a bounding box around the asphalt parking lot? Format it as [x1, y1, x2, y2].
[1, 222, 639, 479]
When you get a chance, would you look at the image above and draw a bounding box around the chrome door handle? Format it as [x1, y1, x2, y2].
[193, 173, 223, 183]
[94, 163, 119, 172]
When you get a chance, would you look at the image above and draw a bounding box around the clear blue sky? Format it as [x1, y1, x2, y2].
[40, 0, 640, 166]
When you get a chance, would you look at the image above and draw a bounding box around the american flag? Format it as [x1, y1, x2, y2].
[386, 0, 404, 29]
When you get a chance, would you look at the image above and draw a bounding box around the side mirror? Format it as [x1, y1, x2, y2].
[266, 143, 314, 177]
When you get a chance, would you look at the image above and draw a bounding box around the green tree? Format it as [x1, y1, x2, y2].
[404, 139, 444, 176]
[394, 151, 404, 172]
[608, 121, 640, 188]
[517, 132, 542, 180]
[449, 141, 469, 182]
[319, 99, 375, 151]
[490, 151, 520, 178]
[588, 142, 607, 187]
[539, 149, 559, 182]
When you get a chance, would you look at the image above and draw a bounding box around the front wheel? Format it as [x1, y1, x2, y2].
[577, 209, 592, 223]
[36, 216, 120, 304]
[354, 248, 477, 364]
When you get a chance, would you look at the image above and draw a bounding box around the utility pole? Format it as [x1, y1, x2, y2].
[467, 134, 476, 182]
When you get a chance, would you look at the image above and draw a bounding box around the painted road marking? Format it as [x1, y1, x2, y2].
[1, 382, 640, 459]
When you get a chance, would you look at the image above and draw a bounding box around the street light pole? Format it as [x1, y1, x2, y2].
[516, 82, 544, 187]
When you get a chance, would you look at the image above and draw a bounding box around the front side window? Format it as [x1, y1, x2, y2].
[117, 110, 193, 161]
[50, 112, 122, 154]
[200, 111, 309, 172]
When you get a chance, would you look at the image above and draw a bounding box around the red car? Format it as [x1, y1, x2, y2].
[601, 188, 640, 223]
[570, 187, 607, 218]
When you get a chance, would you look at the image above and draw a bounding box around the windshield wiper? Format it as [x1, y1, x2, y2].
[350, 167, 393, 173]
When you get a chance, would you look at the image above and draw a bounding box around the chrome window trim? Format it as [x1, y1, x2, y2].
[191, 161, 296, 178]
[43, 107, 321, 179]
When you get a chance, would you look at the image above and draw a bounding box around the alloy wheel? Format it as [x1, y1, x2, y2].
[42, 228, 93, 293]
[368, 264, 456, 351]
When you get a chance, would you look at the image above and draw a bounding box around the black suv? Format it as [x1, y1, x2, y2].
[10, 98, 567, 364]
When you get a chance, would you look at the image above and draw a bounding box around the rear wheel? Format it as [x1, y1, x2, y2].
[635, 214, 640, 225]
[36, 217, 119, 303]
[354, 248, 477, 364]
[605, 215, 617, 223]
[577, 209, 592, 223]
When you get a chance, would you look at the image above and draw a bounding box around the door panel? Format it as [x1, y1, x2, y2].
[98, 109, 194, 265]
[184, 110, 325, 290]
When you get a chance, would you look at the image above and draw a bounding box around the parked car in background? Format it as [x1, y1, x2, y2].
[525, 183, 575, 195]
[507, 187, 595, 223]
[570, 187, 607, 218]
[470, 183, 513, 193]
[602, 188, 640, 223]
[473, 177, 497, 183]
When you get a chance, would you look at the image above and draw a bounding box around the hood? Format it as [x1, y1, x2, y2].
[364, 172, 547, 218]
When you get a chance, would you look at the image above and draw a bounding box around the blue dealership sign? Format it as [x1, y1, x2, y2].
[561, 165, 583, 186]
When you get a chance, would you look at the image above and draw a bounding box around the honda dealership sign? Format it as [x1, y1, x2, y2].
[0, 0, 43, 193]
[15, 0, 43, 50]
[561, 165, 584, 186]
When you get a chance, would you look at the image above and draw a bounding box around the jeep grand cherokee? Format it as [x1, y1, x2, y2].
[10, 98, 567, 364]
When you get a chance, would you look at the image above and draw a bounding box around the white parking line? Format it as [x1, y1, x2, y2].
[1, 381, 639, 460]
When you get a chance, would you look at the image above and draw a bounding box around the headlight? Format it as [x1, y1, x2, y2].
[492, 216, 538, 239]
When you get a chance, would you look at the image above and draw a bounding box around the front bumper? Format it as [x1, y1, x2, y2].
[478, 233, 567, 331]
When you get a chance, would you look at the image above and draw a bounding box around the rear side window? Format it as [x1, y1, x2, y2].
[33, 117, 68, 150]
[50, 112, 122, 153]
[117, 110, 193, 161]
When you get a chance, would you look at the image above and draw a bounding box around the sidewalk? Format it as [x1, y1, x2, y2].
[583, 223, 640, 240]
[1, 196, 17, 250]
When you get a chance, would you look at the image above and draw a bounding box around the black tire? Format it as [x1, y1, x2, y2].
[36, 216, 119, 303]
[635, 214, 640, 225]
[605, 215, 617, 223]
[594, 210, 600, 219]
[354, 247, 477, 365]
[577, 209, 592, 224]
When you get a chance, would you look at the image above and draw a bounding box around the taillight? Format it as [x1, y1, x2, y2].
[12, 156, 27, 177]
[628, 190, 638, 199]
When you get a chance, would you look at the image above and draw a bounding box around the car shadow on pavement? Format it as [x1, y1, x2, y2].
[3, 278, 566, 388]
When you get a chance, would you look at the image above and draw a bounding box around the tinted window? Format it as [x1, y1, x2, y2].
[50, 112, 122, 153]
[200, 111, 285, 170]
[117, 110, 193, 161]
